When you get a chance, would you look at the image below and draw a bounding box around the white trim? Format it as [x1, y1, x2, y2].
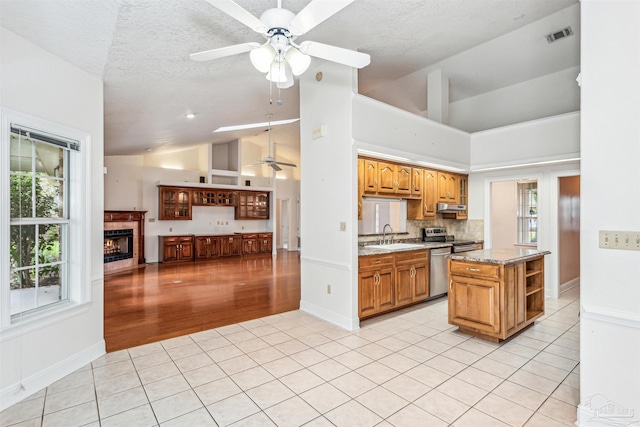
[581, 304, 640, 329]
[299, 300, 359, 331]
[0, 340, 105, 412]
[559, 276, 580, 294]
[300, 256, 351, 271]
[471, 111, 581, 136]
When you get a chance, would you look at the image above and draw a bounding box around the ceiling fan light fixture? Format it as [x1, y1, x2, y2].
[285, 47, 311, 76]
[266, 61, 288, 83]
[250, 44, 276, 73]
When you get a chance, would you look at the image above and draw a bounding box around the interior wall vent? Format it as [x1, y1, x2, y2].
[546, 26, 574, 43]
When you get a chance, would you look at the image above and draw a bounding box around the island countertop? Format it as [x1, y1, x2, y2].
[447, 248, 550, 264]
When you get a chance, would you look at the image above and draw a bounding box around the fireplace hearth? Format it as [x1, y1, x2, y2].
[104, 229, 134, 263]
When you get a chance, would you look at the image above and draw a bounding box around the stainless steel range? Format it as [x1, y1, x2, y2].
[422, 227, 480, 299]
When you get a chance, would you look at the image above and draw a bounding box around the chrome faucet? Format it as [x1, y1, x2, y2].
[382, 223, 394, 245]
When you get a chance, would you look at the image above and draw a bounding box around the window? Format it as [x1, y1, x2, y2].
[5, 123, 80, 321]
[517, 180, 538, 244]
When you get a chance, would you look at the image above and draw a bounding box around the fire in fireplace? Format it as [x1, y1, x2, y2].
[104, 229, 134, 263]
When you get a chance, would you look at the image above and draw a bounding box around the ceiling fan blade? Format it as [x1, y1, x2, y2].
[270, 163, 282, 171]
[288, 0, 355, 35]
[274, 161, 297, 168]
[299, 41, 370, 69]
[204, 0, 267, 33]
[190, 42, 259, 61]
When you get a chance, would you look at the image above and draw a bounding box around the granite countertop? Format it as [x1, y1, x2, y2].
[160, 231, 272, 237]
[358, 241, 453, 256]
[447, 248, 551, 264]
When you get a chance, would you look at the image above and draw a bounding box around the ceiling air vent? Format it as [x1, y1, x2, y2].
[546, 26, 574, 43]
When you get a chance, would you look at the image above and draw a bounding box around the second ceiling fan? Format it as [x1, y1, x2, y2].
[190, 0, 370, 86]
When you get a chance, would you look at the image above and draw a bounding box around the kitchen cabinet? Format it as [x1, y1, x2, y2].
[195, 236, 219, 260]
[241, 233, 259, 255]
[358, 254, 395, 318]
[236, 191, 270, 220]
[217, 191, 237, 207]
[411, 168, 423, 197]
[441, 174, 468, 220]
[437, 172, 458, 203]
[159, 186, 192, 220]
[395, 250, 429, 305]
[358, 248, 431, 319]
[363, 159, 378, 195]
[159, 235, 194, 263]
[377, 162, 411, 195]
[192, 190, 217, 206]
[448, 253, 546, 342]
[258, 233, 273, 253]
[358, 159, 365, 220]
[220, 235, 242, 256]
[407, 169, 437, 220]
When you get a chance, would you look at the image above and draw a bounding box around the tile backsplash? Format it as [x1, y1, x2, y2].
[358, 218, 484, 244]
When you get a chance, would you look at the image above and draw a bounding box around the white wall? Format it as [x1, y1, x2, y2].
[449, 67, 581, 132]
[0, 28, 105, 410]
[578, 1, 640, 424]
[299, 61, 359, 330]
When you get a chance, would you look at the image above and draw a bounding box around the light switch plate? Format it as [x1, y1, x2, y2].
[339, 222, 346, 231]
[599, 230, 640, 251]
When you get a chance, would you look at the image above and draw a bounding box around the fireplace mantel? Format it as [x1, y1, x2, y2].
[104, 210, 147, 265]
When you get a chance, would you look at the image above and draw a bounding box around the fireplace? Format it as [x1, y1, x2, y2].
[104, 229, 134, 263]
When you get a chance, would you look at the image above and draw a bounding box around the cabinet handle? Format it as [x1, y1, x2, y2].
[467, 267, 480, 272]
[374, 260, 381, 264]
[449, 280, 453, 292]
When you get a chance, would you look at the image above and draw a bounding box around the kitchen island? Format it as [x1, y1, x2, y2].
[447, 248, 550, 342]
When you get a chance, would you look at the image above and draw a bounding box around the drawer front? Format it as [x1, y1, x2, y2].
[242, 234, 258, 239]
[258, 233, 272, 238]
[395, 249, 428, 264]
[359, 255, 394, 269]
[450, 260, 500, 279]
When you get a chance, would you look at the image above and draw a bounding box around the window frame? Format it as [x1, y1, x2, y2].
[1, 109, 91, 333]
[517, 180, 538, 245]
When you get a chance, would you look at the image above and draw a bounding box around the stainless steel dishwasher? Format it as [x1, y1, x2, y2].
[430, 246, 452, 299]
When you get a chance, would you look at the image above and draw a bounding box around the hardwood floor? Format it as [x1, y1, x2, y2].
[104, 249, 301, 352]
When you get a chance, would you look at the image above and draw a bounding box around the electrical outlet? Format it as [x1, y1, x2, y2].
[169, 227, 172, 232]
[148, 218, 155, 223]
[339, 222, 346, 231]
[327, 284, 331, 294]
[599, 230, 640, 251]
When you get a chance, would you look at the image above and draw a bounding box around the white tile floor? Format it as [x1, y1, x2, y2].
[0, 286, 580, 427]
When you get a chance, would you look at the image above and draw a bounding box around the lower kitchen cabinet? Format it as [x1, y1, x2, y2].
[159, 235, 194, 263]
[358, 249, 430, 319]
[258, 233, 273, 253]
[241, 234, 259, 255]
[448, 254, 545, 342]
[195, 236, 219, 260]
[220, 235, 242, 256]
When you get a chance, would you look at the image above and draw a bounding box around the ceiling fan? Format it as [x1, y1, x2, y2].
[190, 0, 370, 86]
[258, 115, 297, 171]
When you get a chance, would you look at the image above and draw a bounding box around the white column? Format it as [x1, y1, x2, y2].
[427, 69, 450, 124]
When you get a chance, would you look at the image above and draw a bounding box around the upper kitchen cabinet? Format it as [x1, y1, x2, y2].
[437, 172, 458, 203]
[407, 169, 437, 220]
[236, 191, 270, 220]
[411, 168, 423, 197]
[159, 186, 192, 220]
[441, 174, 469, 220]
[362, 159, 378, 195]
[377, 162, 411, 195]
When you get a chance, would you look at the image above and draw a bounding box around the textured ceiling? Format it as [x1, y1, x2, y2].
[0, 0, 579, 163]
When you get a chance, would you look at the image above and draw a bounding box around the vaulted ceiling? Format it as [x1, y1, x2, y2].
[0, 0, 579, 165]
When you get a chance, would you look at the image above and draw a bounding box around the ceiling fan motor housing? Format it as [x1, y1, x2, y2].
[260, 8, 296, 33]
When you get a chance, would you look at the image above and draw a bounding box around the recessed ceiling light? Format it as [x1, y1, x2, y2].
[186, 113, 196, 119]
[214, 118, 300, 133]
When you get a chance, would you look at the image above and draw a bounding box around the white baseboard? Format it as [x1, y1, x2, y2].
[560, 276, 580, 294]
[0, 340, 105, 412]
[299, 300, 359, 331]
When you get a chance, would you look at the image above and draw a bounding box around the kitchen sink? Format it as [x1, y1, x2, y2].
[366, 243, 425, 250]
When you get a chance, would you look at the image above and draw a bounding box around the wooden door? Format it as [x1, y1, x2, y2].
[413, 262, 429, 301]
[377, 162, 397, 194]
[448, 275, 501, 335]
[424, 170, 437, 218]
[195, 237, 210, 259]
[358, 159, 365, 219]
[220, 236, 233, 256]
[377, 268, 395, 312]
[159, 187, 192, 220]
[358, 270, 378, 318]
[437, 172, 458, 203]
[395, 265, 414, 306]
[395, 165, 411, 195]
[161, 238, 180, 262]
[411, 168, 423, 197]
[363, 160, 378, 194]
[179, 237, 194, 261]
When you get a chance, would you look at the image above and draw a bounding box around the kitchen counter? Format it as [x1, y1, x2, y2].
[447, 248, 550, 265]
[358, 241, 451, 256]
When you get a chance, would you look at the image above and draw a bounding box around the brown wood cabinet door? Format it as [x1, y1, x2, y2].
[395, 165, 411, 195]
[358, 159, 365, 219]
[363, 160, 378, 194]
[179, 238, 194, 261]
[424, 170, 437, 218]
[395, 265, 414, 306]
[437, 173, 458, 203]
[377, 268, 395, 312]
[159, 187, 192, 220]
[377, 163, 397, 194]
[195, 237, 209, 259]
[448, 275, 501, 335]
[358, 270, 378, 317]
[162, 241, 180, 262]
[411, 168, 423, 197]
[413, 263, 429, 301]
